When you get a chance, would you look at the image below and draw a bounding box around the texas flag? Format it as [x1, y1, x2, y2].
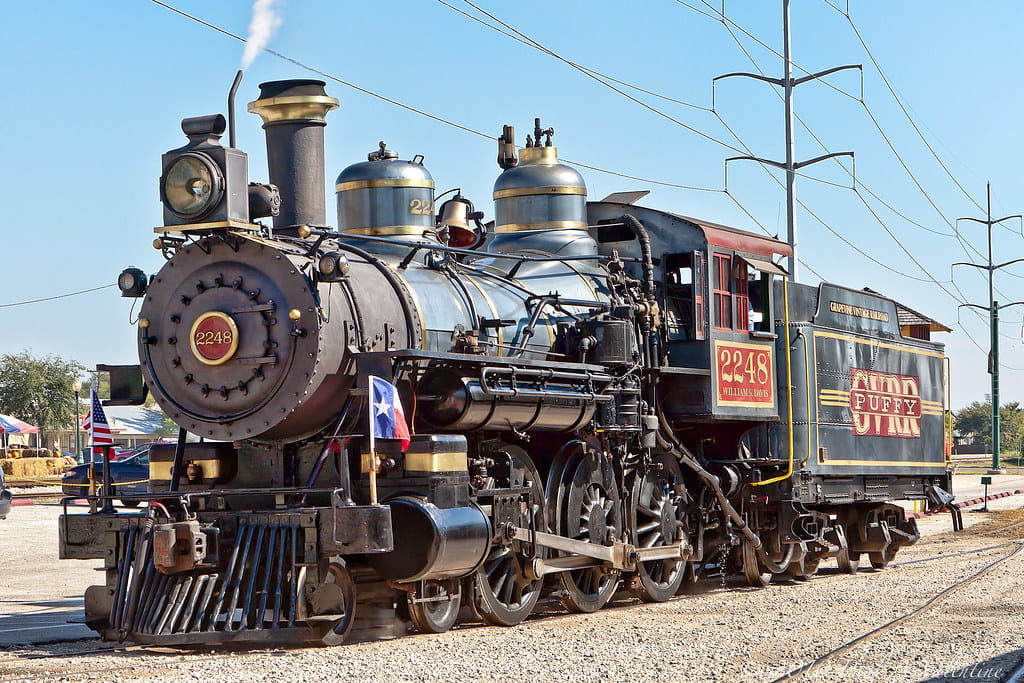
[369, 376, 411, 452]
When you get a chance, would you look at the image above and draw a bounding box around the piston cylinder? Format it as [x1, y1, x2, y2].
[368, 496, 490, 582]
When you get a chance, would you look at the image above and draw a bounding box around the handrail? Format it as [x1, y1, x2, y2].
[753, 277, 794, 487]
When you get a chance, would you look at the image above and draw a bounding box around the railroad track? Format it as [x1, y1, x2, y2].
[771, 542, 1024, 682]
[11, 491, 64, 502]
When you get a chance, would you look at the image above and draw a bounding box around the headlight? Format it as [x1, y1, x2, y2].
[317, 252, 350, 280]
[161, 153, 224, 219]
[117, 267, 148, 297]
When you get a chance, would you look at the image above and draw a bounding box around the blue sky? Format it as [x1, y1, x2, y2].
[1, 1, 1022, 410]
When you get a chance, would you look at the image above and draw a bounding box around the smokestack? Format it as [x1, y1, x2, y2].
[248, 79, 338, 231]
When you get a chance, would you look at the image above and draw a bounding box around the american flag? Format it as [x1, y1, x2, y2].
[82, 387, 113, 460]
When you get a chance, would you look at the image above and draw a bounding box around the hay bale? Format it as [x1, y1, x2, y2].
[5, 457, 53, 478]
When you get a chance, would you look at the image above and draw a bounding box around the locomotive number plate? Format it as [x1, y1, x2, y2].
[189, 312, 239, 366]
[713, 340, 775, 408]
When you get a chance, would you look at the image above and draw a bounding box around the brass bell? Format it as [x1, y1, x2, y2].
[437, 194, 479, 248]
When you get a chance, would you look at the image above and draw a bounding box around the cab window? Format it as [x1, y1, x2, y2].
[665, 252, 705, 341]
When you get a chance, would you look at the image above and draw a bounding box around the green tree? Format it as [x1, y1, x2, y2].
[155, 413, 179, 438]
[0, 351, 87, 444]
[954, 400, 1024, 453]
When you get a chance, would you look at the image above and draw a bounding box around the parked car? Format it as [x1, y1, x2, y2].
[61, 450, 150, 507]
[0, 468, 11, 519]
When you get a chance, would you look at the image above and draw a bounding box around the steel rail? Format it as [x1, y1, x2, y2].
[771, 542, 1024, 682]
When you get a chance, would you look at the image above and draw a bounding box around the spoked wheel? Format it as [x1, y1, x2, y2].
[836, 546, 861, 574]
[408, 580, 461, 634]
[869, 545, 897, 570]
[316, 562, 357, 646]
[556, 451, 621, 613]
[632, 453, 688, 602]
[472, 445, 547, 627]
[741, 541, 772, 588]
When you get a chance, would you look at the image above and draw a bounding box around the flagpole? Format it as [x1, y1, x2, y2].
[88, 388, 96, 498]
[368, 376, 379, 506]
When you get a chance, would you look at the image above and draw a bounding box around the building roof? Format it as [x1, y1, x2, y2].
[97, 406, 165, 437]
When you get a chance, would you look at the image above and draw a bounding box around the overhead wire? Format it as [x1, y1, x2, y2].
[677, 0, 1024, 363]
[150, 0, 1018, 364]
[150, 0, 727, 194]
[687, 0, 1024, 294]
[825, 1, 990, 216]
[454, 0, 747, 155]
[690, 2, 1024, 301]
[0, 284, 117, 309]
[435, 0, 711, 113]
[442, 0, 828, 277]
[706, 9, 939, 283]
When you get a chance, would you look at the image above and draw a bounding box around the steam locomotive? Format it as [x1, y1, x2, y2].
[59, 77, 954, 646]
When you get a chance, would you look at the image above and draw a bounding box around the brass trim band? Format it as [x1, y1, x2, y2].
[154, 220, 260, 234]
[405, 451, 468, 472]
[335, 178, 436, 192]
[247, 95, 340, 123]
[150, 460, 224, 480]
[341, 226, 433, 236]
[495, 220, 588, 233]
[492, 186, 587, 200]
[360, 451, 468, 473]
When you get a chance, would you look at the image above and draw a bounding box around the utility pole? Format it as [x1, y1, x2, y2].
[715, 0, 860, 280]
[953, 183, 1023, 474]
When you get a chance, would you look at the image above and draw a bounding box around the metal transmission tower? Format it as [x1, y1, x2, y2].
[953, 183, 1023, 474]
[714, 0, 860, 281]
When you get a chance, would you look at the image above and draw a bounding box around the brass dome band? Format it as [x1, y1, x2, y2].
[492, 186, 587, 200]
[341, 225, 434, 236]
[495, 220, 588, 233]
[518, 146, 559, 164]
[335, 178, 436, 192]
[247, 95, 340, 123]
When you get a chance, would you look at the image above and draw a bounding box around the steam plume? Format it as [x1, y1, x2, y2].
[241, 0, 282, 70]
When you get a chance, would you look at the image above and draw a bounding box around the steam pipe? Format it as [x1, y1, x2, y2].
[618, 214, 655, 301]
[655, 409, 791, 573]
[228, 70, 243, 149]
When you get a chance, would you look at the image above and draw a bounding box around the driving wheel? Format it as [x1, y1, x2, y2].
[632, 453, 688, 602]
[555, 451, 621, 613]
[471, 445, 547, 626]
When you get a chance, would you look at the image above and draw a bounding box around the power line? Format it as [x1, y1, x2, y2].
[682, 0, 861, 103]
[704, 11, 946, 285]
[677, 0, 1018, 291]
[0, 284, 117, 309]
[679, 0, 1016, 363]
[435, 0, 711, 113]
[826, 2, 988, 216]
[699, 0, 1022, 305]
[149, 0, 731, 195]
[454, 0, 746, 154]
